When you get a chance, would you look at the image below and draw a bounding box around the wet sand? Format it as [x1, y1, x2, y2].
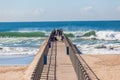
[0, 66, 27, 80]
[81, 54, 120, 80]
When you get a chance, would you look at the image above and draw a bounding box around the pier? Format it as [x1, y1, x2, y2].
[25, 30, 99, 80]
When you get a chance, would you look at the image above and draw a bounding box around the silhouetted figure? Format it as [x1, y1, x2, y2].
[57, 29, 63, 37]
[61, 35, 64, 41]
[57, 29, 59, 35]
[50, 29, 58, 42]
[53, 29, 57, 35]
[50, 34, 54, 42]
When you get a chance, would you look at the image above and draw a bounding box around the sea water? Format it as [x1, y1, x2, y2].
[0, 21, 120, 65]
[0, 55, 34, 66]
[0, 37, 44, 65]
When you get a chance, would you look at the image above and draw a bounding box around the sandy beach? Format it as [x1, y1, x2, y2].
[0, 54, 120, 80]
[81, 54, 120, 80]
[0, 66, 27, 80]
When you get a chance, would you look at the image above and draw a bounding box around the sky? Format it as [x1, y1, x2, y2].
[0, 0, 120, 22]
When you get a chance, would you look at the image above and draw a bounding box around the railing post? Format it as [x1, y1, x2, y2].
[66, 46, 69, 55]
[44, 54, 47, 65]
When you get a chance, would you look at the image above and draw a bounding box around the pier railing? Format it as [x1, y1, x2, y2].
[25, 33, 52, 80]
[64, 34, 99, 80]
[30, 38, 50, 80]
[30, 31, 56, 80]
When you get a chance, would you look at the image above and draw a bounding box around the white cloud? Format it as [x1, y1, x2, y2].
[0, 8, 45, 21]
[82, 6, 93, 12]
[83, 6, 93, 11]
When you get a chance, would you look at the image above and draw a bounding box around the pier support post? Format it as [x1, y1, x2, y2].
[44, 54, 47, 65]
[66, 46, 69, 55]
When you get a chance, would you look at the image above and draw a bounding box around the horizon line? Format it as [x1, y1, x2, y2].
[0, 20, 120, 23]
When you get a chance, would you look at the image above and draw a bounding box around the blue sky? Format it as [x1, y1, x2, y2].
[0, 0, 120, 21]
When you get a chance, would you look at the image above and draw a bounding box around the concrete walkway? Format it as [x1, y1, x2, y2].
[40, 36, 77, 80]
[40, 41, 57, 80]
[56, 40, 77, 80]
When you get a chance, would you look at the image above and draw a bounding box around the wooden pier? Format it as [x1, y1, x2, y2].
[25, 30, 99, 80]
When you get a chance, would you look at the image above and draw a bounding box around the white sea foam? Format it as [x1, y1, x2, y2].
[8, 30, 120, 40]
[96, 31, 120, 40]
[0, 37, 45, 43]
[77, 43, 120, 54]
[0, 30, 120, 55]
[0, 37, 44, 55]
[11, 28, 41, 32]
[0, 47, 39, 55]
[70, 30, 120, 40]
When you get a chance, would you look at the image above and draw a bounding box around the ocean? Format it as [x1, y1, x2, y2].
[0, 21, 120, 31]
[0, 21, 120, 65]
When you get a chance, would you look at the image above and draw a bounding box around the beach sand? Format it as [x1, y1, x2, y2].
[0, 55, 120, 80]
[0, 66, 27, 80]
[81, 54, 120, 80]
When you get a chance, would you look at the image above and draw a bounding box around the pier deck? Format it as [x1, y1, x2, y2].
[40, 37, 77, 80]
[26, 30, 99, 80]
[56, 39, 77, 80]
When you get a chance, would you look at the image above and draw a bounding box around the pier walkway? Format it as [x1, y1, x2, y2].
[40, 37, 77, 80]
[25, 30, 99, 80]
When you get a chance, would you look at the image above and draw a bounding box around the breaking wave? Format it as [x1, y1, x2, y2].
[64, 30, 120, 41]
[0, 32, 48, 37]
[76, 43, 120, 54]
[0, 30, 120, 41]
[0, 37, 44, 55]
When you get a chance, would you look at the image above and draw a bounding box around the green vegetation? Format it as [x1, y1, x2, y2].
[0, 32, 46, 37]
[65, 33, 74, 37]
[83, 31, 96, 37]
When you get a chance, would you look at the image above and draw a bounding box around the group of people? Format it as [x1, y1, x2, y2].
[50, 29, 64, 42]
